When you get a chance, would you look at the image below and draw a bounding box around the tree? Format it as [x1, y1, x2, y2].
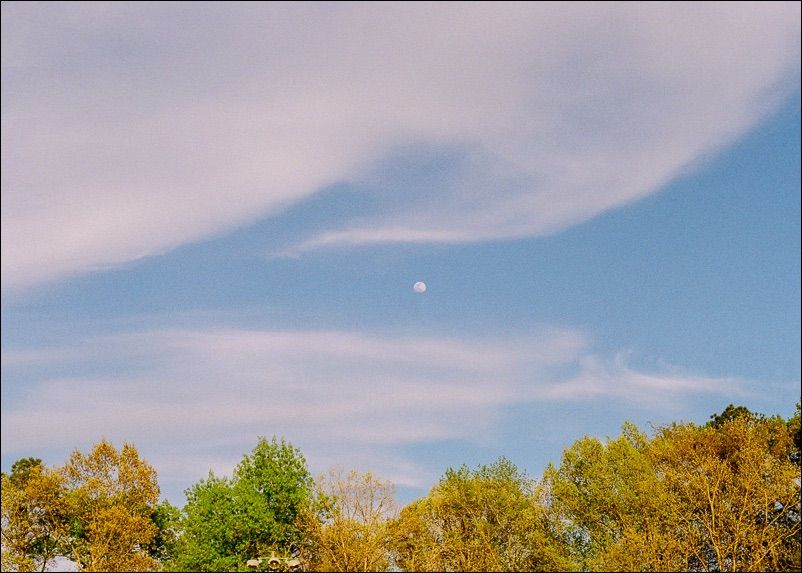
[390, 458, 571, 572]
[304, 468, 397, 572]
[543, 423, 690, 571]
[6, 458, 45, 488]
[708, 404, 762, 429]
[61, 439, 161, 572]
[653, 415, 801, 572]
[146, 500, 182, 566]
[1, 459, 70, 572]
[545, 413, 802, 572]
[173, 473, 239, 572]
[788, 402, 801, 466]
[174, 437, 314, 572]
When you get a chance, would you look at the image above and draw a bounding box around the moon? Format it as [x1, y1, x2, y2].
[413, 281, 427, 293]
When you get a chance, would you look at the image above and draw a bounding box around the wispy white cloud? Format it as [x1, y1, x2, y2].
[2, 2, 799, 289]
[1, 326, 749, 494]
[539, 353, 750, 409]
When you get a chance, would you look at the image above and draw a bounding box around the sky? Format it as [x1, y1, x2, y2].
[2, 1, 800, 506]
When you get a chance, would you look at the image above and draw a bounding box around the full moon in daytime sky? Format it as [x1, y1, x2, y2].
[413, 281, 427, 293]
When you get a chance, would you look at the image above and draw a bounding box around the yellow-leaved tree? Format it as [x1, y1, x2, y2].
[303, 468, 398, 572]
[545, 406, 801, 572]
[652, 412, 801, 572]
[1, 458, 70, 572]
[390, 458, 572, 572]
[62, 439, 161, 572]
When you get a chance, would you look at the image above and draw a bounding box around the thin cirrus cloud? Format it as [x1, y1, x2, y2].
[1, 326, 750, 495]
[2, 2, 800, 289]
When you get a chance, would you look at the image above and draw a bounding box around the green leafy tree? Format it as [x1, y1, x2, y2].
[6, 458, 45, 488]
[173, 473, 239, 572]
[147, 500, 182, 567]
[174, 437, 314, 572]
[708, 403, 762, 428]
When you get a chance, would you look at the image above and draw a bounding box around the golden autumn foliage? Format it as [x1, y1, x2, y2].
[304, 468, 397, 572]
[1, 460, 70, 572]
[2, 406, 800, 572]
[1, 441, 163, 573]
[390, 458, 572, 572]
[652, 416, 801, 572]
[62, 440, 161, 572]
[544, 412, 801, 572]
[543, 422, 695, 571]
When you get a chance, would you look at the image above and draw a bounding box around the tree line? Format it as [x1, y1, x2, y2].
[2, 404, 800, 572]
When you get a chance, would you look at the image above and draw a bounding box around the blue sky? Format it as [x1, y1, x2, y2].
[2, 2, 800, 505]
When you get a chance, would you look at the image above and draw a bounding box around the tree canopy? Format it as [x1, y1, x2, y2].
[2, 405, 800, 572]
[391, 457, 571, 572]
[172, 437, 314, 572]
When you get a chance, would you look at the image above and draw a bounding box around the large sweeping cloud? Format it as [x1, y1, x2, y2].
[2, 2, 799, 289]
